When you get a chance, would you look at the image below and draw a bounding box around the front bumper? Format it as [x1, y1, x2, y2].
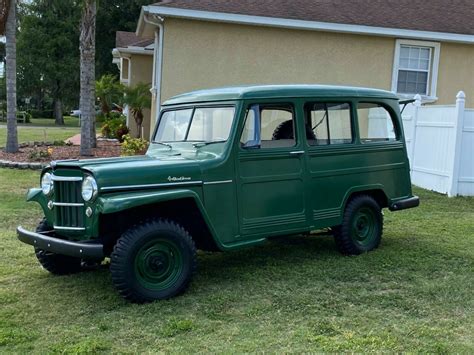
[389, 196, 420, 211]
[17, 226, 104, 259]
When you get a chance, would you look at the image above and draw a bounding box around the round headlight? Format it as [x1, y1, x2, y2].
[81, 176, 98, 202]
[41, 172, 53, 196]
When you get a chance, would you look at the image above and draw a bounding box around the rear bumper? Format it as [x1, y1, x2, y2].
[17, 226, 104, 259]
[389, 196, 420, 211]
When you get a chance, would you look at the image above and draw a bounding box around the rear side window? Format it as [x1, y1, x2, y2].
[357, 103, 397, 143]
[306, 102, 353, 146]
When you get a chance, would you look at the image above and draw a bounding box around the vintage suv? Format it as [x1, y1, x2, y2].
[17, 85, 419, 303]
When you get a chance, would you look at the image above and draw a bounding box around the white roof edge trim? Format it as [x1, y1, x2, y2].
[142, 5, 474, 44]
[114, 47, 154, 56]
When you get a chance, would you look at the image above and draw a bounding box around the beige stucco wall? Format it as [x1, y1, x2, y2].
[161, 19, 394, 100]
[437, 42, 474, 106]
[137, 18, 474, 137]
[128, 53, 153, 138]
[160, 19, 474, 109]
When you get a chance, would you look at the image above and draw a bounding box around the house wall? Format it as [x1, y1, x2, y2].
[160, 19, 474, 107]
[161, 19, 394, 99]
[128, 54, 153, 139]
[437, 42, 474, 107]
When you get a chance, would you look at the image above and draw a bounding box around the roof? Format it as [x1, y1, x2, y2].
[153, 0, 474, 36]
[115, 31, 153, 48]
[163, 85, 399, 106]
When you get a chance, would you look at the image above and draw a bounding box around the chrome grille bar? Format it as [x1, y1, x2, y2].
[52, 175, 83, 182]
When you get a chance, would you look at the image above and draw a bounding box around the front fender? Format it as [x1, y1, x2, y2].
[27, 188, 55, 224]
[97, 189, 204, 214]
[96, 189, 222, 248]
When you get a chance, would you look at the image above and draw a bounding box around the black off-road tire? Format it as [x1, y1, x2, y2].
[110, 219, 197, 303]
[34, 219, 83, 275]
[333, 195, 383, 255]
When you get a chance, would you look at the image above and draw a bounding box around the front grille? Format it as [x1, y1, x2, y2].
[53, 178, 84, 229]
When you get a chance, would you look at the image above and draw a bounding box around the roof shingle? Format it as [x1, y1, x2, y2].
[116, 31, 154, 48]
[153, 0, 474, 35]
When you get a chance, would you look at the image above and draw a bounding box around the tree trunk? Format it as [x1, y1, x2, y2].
[5, 0, 18, 153]
[79, 0, 96, 156]
[54, 98, 64, 125]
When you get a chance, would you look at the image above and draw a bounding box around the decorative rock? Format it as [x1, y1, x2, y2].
[18, 162, 29, 169]
[29, 162, 43, 170]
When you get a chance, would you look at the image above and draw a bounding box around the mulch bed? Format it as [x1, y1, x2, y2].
[0, 140, 122, 169]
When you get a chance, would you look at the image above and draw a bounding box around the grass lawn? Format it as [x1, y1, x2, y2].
[0, 117, 104, 147]
[0, 168, 472, 352]
[27, 116, 81, 128]
[0, 126, 80, 147]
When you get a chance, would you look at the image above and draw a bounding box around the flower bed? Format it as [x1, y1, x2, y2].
[0, 140, 122, 170]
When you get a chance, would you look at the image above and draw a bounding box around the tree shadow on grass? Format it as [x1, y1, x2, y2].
[24, 231, 472, 311]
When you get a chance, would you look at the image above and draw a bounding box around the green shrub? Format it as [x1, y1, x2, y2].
[100, 115, 129, 142]
[121, 134, 149, 156]
[29, 109, 54, 118]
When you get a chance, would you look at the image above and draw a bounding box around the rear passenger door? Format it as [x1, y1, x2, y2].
[304, 101, 355, 228]
[236, 103, 308, 237]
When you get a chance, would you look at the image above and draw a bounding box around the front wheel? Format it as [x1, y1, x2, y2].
[34, 219, 83, 275]
[110, 219, 197, 303]
[333, 195, 383, 255]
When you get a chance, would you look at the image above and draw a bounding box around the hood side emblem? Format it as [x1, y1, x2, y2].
[167, 176, 191, 182]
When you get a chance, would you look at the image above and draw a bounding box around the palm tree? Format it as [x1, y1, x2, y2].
[79, 0, 96, 155]
[3, 0, 18, 153]
[123, 82, 151, 139]
[96, 74, 124, 115]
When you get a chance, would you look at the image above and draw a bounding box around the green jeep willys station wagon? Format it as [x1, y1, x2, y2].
[17, 85, 419, 303]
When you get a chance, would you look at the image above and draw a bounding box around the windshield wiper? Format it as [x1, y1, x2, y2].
[192, 140, 227, 148]
[152, 141, 173, 149]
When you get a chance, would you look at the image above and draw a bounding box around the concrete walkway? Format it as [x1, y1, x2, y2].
[65, 133, 101, 146]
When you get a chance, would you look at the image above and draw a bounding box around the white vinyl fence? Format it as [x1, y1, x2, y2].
[402, 91, 474, 196]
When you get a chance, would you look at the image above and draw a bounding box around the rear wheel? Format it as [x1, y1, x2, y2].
[34, 219, 83, 275]
[110, 219, 197, 303]
[333, 195, 383, 255]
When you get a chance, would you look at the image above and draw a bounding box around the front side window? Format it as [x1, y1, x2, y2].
[240, 104, 295, 149]
[392, 39, 440, 98]
[357, 103, 397, 143]
[306, 102, 352, 146]
[154, 106, 235, 143]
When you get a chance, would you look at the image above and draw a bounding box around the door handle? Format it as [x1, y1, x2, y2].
[289, 150, 305, 156]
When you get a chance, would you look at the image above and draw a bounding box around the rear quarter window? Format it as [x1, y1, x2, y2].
[357, 103, 398, 143]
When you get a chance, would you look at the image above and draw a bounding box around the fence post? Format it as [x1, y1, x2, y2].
[409, 94, 422, 171]
[447, 91, 466, 197]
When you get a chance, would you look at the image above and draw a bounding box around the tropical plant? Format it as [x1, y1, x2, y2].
[79, 0, 96, 155]
[3, 0, 18, 153]
[95, 74, 124, 115]
[123, 82, 151, 138]
[121, 134, 149, 156]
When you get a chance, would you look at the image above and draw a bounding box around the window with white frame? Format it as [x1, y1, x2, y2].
[392, 40, 440, 99]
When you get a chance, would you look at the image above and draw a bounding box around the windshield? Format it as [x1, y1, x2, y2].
[154, 106, 235, 144]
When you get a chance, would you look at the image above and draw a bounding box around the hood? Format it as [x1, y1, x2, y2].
[51, 150, 219, 192]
